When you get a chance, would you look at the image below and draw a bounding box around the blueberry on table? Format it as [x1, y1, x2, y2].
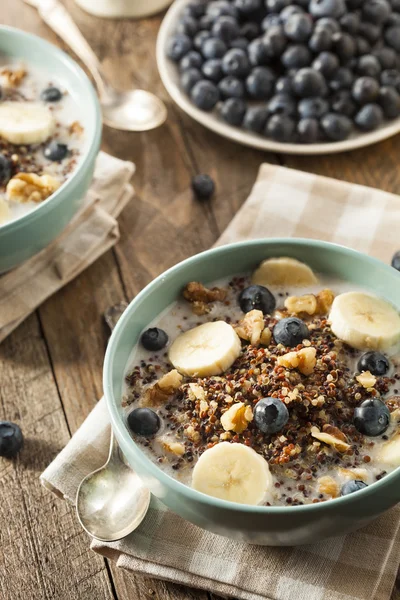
[0, 154, 12, 185]
[354, 104, 384, 131]
[363, 0, 392, 24]
[292, 68, 327, 98]
[181, 68, 202, 93]
[190, 80, 220, 111]
[341, 480, 368, 496]
[218, 76, 245, 99]
[127, 408, 161, 437]
[166, 34, 192, 62]
[221, 48, 250, 78]
[191, 174, 215, 199]
[273, 317, 310, 347]
[141, 327, 169, 351]
[281, 44, 312, 70]
[238, 284, 276, 314]
[41, 86, 62, 102]
[380, 69, 400, 92]
[354, 398, 390, 437]
[44, 142, 68, 162]
[320, 113, 352, 141]
[352, 77, 380, 104]
[378, 86, 400, 119]
[309, 0, 346, 18]
[254, 397, 289, 435]
[201, 37, 227, 60]
[220, 97, 246, 125]
[298, 97, 329, 119]
[265, 114, 296, 142]
[312, 52, 339, 78]
[297, 118, 320, 143]
[283, 14, 313, 43]
[391, 251, 400, 271]
[245, 67, 275, 100]
[212, 16, 240, 43]
[267, 93, 297, 117]
[0, 421, 23, 458]
[243, 106, 268, 133]
[357, 351, 390, 376]
[180, 51, 203, 71]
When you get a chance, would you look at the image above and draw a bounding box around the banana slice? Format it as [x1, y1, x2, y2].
[252, 257, 318, 288]
[378, 433, 400, 467]
[168, 321, 241, 377]
[0, 101, 55, 145]
[192, 442, 273, 505]
[0, 198, 10, 224]
[329, 292, 400, 351]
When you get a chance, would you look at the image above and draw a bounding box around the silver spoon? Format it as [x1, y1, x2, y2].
[76, 302, 150, 542]
[23, 0, 167, 131]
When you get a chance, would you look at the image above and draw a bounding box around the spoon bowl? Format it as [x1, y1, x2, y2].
[101, 89, 168, 132]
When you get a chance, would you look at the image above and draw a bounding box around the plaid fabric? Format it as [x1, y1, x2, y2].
[41, 164, 400, 600]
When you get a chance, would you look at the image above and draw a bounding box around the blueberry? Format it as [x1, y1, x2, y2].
[355, 103, 384, 130]
[239, 284, 275, 314]
[194, 30, 211, 50]
[352, 77, 380, 104]
[373, 47, 398, 70]
[246, 66, 275, 99]
[141, 327, 168, 351]
[387, 12, 400, 26]
[230, 37, 250, 50]
[391, 250, 400, 270]
[358, 22, 382, 43]
[191, 174, 215, 199]
[298, 97, 329, 119]
[275, 76, 292, 94]
[346, 0, 363, 7]
[180, 50, 203, 71]
[363, 0, 391, 23]
[273, 317, 310, 347]
[385, 26, 400, 52]
[261, 13, 282, 30]
[281, 44, 312, 69]
[332, 32, 356, 62]
[166, 34, 192, 61]
[206, 0, 239, 19]
[199, 14, 214, 30]
[212, 16, 240, 42]
[263, 25, 288, 58]
[265, 115, 296, 141]
[240, 22, 260, 39]
[0, 154, 12, 185]
[391, 0, 400, 9]
[280, 5, 304, 20]
[381, 69, 400, 91]
[315, 17, 341, 33]
[312, 52, 339, 78]
[309, 0, 345, 18]
[221, 48, 250, 77]
[41, 86, 62, 102]
[320, 113, 352, 140]
[44, 142, 68, 162]
[184, 2, 205, 19]
[220, 97, 246, 125]
[292, 68, 327, 97]
[267, 93, 297, 116]
[356, 55, 381, 78]
[127, 407, 161, 437]
[181, 68, 203, 92]
[254, 397, 289, 434]
[218, 75, 245, 98]
[191, 80, 220, 110]
[234, 0, 261, 13]
[202, 59, 223, 82]
[243, 106, 268, 132]
[329, 67, 354, 91]
[355, 36, 372, 56]
[265, 0, 291, 11]
[308, 29, 332, 53]
[284, 14, 313, 42]
[378, 86, 400, 118]
[297, 117, 320, 143]
[201, 37, 227, 59]
[0, 421, 23, 458]
[176, 16, 199, 37]
[248, 38, 271, 66]
[341, 480, 368, 496]
[331, 90, 357, 117]
[354, 398, 390, 436]
[339, 12, 360, 34]
[358, 351, 390, 376]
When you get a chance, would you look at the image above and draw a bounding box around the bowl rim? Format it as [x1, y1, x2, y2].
[0, 25, 102, 233]
[104, 238, 400, 514]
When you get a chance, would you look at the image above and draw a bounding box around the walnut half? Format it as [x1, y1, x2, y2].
[277, 347, 317, 376]
[311, 425, 350, 453]
[143, 369, 182, 406]
[220, 402, 253, 433]
[6, 173, 61, 204]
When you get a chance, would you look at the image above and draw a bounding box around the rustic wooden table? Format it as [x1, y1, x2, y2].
[1, 2, 400, 599]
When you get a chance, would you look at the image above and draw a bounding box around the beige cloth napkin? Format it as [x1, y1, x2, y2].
[41, 164, 400, 600]
[0, 151, 135, 343]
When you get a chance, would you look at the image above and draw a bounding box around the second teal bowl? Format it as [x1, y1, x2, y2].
[104, 239, 400, 545]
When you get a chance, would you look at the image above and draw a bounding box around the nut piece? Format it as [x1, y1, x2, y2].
[143, 369, 183, 406]
[316, 289, 334, 314]
[311, 425, 350, 453]
[69, 121, 84, 136]
[6, 173, 61, 204]
[183, 281, 227, 304]
[0, 197, 10, 224]
[235, 309, 264, 346]
[277, 347, 317, 376]
[285, 294, 317, 316]
[1, 67, 26, 87]
[318, 476, 339, 497]
[184, 425, 201, 443]
[188, 383, 206, 402]
[356, 371, 377, 389]
[260, 327, 272, 346]
[161, 439, 185, 456]
[338, 468, 368, 481]
[220, 402, 253, 433]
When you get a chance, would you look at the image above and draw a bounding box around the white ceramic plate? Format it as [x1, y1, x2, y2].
[156, 0, 400, 155]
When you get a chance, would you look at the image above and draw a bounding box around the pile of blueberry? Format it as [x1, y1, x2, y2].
[166, 0, 400, 143]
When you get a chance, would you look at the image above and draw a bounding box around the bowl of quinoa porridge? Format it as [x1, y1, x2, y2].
[0, 26, 101, 273]
[104, 239, 400, 545]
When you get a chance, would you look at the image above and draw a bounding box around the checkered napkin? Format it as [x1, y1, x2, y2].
[0, 151, 135, 343]
[41, 164, 400, 600]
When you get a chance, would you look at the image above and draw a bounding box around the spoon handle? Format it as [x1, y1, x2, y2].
[36, 0, 109, 98]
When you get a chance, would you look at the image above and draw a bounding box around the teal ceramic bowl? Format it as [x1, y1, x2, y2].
[104, 239, 400, 545]
[0, 26, 101, 274]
